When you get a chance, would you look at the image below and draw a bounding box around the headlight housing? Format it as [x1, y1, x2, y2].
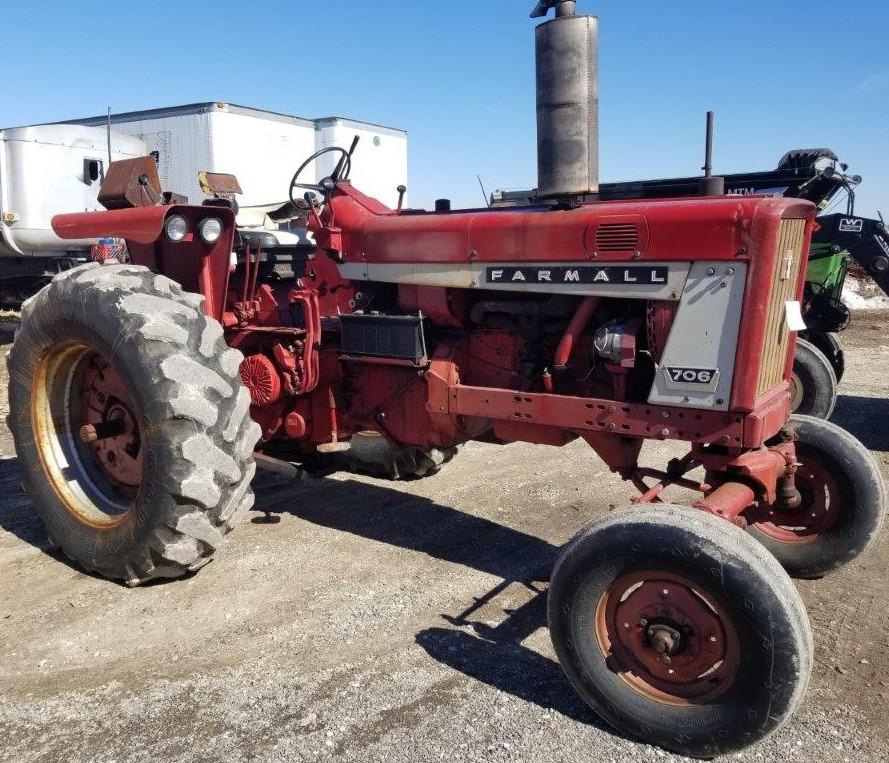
[164, 215, 189, 243]
[198, 217, 224, 244]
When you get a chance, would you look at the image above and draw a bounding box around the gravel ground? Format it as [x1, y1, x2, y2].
[1, 313, 888, 763]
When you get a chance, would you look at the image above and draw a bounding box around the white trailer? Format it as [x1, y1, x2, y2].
[0, 124, 146, 269]
[314, 116, 409, 207]
[0, 104, 407, 296]
[71, 102, 409, 210]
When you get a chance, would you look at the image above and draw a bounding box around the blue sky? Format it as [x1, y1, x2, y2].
[3, 1, 887, 216]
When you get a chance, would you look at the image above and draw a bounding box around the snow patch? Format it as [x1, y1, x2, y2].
[843, 276, 889, 310]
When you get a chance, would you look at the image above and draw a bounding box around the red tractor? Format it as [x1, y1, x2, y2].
[8, 1, 885, 757]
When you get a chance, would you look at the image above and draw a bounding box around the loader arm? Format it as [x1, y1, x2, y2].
[814, 213, 889, 298]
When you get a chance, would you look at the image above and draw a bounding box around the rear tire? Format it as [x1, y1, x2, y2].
[548, 504, 812, 758]
[745, 415, 886, 579]
[7, 263, 260, 585]
[790, 337, 837, 418]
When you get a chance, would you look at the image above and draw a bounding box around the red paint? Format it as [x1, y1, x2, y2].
[324, 183, 809, 267]
[694, 482, 756, 524]
[732, 211, 815, 411]
[598, 571, 740, 702]
[80, 352, 143, 489]
[54, 205, 236, 322]
[398, 285, 471, 327]
[52, 206, 169, 245]
[285, 411, 307, 439]
[240, 354, 282, 405]
[746, 445, 842, 543]
[429, 380, 758, 447]
[553, 296, 599, 370]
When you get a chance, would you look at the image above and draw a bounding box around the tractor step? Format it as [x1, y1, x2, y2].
[315, 441, 352, 454]
[253, 452, 303, 479]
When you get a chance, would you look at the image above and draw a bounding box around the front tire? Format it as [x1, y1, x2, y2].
[548, 504, 812, 758]
[790, 337, 837, 418]
[7, 263, 261, 585]
[745, 415, 886, 579]
[804, 330, 845, 382]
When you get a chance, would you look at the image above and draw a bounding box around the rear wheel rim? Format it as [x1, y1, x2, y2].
[753, 446, 841, 543]
[594, 571, 741, 706]
[32, 342, 143, 528]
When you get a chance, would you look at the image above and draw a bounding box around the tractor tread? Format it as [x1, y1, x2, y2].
[9, 263, 259, 585]
[549, 504, 813, 757]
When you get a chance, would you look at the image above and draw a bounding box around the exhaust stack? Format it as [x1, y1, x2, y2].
[532, 0, 598, 198]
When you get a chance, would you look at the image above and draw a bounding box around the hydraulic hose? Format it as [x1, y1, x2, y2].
[553, 296, 600, 371]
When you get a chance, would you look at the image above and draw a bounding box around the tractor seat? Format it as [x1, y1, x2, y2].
[238, 229, 315, 260]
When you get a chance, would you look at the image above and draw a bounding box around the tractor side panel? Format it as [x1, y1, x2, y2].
[647, 261, 747, 411]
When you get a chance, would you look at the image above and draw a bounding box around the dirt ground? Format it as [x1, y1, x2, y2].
[1, 312, 888, 763]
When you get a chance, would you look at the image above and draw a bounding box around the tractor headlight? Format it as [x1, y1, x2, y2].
[164, 215, 189, 243]
[198, 217, 224, 244]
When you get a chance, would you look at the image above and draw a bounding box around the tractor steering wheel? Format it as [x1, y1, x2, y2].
[288, 146, 353, 208]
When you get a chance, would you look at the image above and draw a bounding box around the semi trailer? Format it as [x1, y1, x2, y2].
[0, 124, 146, 298]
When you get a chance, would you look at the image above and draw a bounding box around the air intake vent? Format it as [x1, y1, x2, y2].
[595, 223, 639, 252]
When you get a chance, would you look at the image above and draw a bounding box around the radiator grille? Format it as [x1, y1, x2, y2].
[595, 223, 639, 252]
[756, 218, 807, 396]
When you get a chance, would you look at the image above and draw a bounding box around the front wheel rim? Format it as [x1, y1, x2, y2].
[752, 446, 842, 543]
[32, 342, 143, 528]
[594, 571, 741, 706]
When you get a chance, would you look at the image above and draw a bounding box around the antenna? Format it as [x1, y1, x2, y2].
[477, 175, 490, 207]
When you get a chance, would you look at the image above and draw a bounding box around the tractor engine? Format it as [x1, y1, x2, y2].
[297, 183, 810, 466]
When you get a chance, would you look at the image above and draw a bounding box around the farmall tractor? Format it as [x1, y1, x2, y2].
[7, 1, 886, 757]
